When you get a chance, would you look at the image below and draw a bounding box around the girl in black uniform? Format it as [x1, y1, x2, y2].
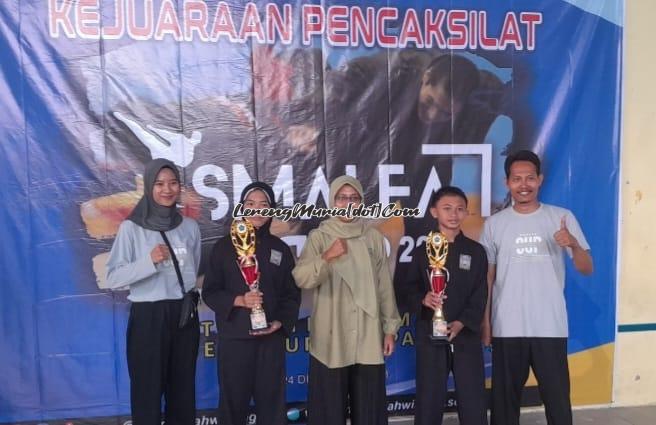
[202, 182, 300, 425]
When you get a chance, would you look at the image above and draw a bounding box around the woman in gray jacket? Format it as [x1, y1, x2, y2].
[106, 158, 201, 425]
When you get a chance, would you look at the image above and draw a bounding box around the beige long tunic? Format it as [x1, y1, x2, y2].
[293, 226, 401, 368]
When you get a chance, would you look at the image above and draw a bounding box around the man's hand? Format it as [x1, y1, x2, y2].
[556, 216, 594, 275]
[554, 216, 579, 249]
[322, 239, 348, 262]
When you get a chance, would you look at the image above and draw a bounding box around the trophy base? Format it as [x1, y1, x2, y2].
[249, 323, 274, 336]
[249, 309, 270, 335]
[429, 334, 449, 342]
[430, 319, 448, 342]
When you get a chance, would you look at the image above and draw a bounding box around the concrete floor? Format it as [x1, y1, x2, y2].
[389, 405, 656, 425]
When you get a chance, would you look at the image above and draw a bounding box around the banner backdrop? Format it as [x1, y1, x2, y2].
[0, 0, 621, 423]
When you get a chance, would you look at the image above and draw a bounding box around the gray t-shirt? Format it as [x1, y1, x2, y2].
[479, 203, 590, 337]
[106, 217, 201, 302]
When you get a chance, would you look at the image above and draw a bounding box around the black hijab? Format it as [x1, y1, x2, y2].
[127, 158, 183, 231]
[239, 182, 276, 235]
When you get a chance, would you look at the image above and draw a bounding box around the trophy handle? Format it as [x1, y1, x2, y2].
[251, 256, 261, 289]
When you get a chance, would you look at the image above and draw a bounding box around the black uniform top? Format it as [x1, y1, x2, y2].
[402, 231, 488, 345]
[202, 224, 301, 339]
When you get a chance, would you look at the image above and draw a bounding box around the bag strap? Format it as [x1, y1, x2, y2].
[159, 231, 186, 295]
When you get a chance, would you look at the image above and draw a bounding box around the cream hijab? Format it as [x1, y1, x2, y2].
[318, 176, 378, 317]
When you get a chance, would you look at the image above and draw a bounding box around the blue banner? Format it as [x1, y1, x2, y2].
[0, 0, 621, 423]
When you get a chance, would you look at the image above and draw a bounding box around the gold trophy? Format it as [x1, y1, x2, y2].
[426, 231, 449, 341]
[230, 219, 269, 333]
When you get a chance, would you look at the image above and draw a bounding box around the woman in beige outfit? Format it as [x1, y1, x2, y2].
[293, 175, 401, 425]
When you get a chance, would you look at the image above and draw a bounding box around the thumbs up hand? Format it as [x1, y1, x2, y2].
[554, 216, 579, 248]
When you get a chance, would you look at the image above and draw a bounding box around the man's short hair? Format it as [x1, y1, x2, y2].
[429, 186, 469, 207]
[424, 55, 480, 99]
[504, 150, 542, 178]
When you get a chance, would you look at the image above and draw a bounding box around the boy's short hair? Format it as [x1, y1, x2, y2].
[429, 186, 468, 208]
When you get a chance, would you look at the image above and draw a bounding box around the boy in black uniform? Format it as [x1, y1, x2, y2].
[203, 182, 301, 425]
[402, 186, 488, 425]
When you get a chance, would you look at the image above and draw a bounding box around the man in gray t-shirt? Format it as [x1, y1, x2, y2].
[479, 150, 593, 425]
